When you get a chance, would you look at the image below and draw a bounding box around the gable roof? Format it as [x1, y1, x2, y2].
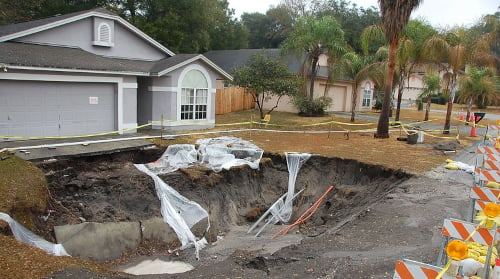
[204, 49, 302, 75]
[0, 41, 232, 79]
[0, 42, 152, 75]
[151, 54, 233, 79]
[0, 8, 175, 57]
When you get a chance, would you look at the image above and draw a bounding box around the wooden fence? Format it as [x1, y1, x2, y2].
[215, 87, 255, 114]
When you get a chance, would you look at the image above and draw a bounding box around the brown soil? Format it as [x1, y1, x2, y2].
[0, 109, 481, 279]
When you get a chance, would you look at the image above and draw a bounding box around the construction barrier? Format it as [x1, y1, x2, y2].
[441, 218, 497, 246]
[475, 169, 500, 184]
[484, 159, 500, 170]
[394, 259, 462, 279]
[477, 146, 500, 155]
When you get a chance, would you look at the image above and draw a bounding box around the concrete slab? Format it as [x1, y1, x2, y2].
[2, 138, 155, 161]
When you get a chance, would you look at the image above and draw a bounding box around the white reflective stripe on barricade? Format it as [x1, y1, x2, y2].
[485, 153, 500, 161]
[475, 169, 500, 183]
[442, 218, 496, 246]
[393, 259, 461, 279]
[488, 125, 500, 131]
[477, 146, 500, 155]
[470, 186, 500, 202]
[484, 159, 500, 170]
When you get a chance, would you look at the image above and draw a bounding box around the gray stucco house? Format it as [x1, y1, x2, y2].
[0, 8, 231, 138]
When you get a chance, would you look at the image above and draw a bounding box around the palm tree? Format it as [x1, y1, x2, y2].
[338, 52, 384, 122]
[360, 20, 436, 123]
[281, 15, 348, 115]
[393, 20, 436, 121]
[375, 0, 422, 138]
[419, 71, 441, 121]
[423, 20, 497, 134]
[458, 67, 498, 119]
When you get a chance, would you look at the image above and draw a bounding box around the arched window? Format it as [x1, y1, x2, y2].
[98, 23, 111, 43]
[180, 70, 208, 120]
[362, 83, 372, 107]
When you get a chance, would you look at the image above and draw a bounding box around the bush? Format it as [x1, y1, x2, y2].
[372, 97, 383, 110]
[293, 95, 332, 116]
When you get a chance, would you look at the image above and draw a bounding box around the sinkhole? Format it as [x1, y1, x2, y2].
[33, 144, 410, 274]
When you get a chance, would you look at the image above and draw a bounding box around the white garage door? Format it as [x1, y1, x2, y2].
[0, 80, 116, 137]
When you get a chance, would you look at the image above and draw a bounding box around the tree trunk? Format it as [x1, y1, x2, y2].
[395, 79, 405, 121]
[350, 84, 358, 122]
[424, 99, 431, 121]
[308, 56, 319, 115]
[442, 76, 457, 134]
[376, 39, 398, 138]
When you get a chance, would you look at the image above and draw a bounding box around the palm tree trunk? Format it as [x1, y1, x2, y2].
[308, 56, 319, 115]
[443, 77, 457, 134]
[376, 39, 397, 138]
[350, 84, 358, 122]
[395, 80, 404, 121]
[424, 98, 431, 121]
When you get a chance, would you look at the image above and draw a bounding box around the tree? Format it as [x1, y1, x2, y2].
[419, 71, 440, 121]
[338, 52, 384, 122]
[280, 15, 348, 115]
[230, 53, 303, 120]
[319, 0, 382, 54]
[422, 24, 496, 133]
[458, 67, 498, 120]
[375, 0, 422, 138]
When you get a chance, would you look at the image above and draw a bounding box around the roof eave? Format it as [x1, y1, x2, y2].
[156, 55, 233, 80]
[4, 64, 150, 76]
[0, 10, 175, 57]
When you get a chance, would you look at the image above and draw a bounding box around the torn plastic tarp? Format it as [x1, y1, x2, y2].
[248, 152, 311, 236]
[135, 137, 264, 257]
[196, 136, 263, 172]
[145, 144, 198, 174]
[0, 212, 70, 256]
[134, 164, 208, 259]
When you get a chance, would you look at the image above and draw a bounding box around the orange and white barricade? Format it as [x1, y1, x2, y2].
[475, 146, 500, 171]
[474, 169, 500, 186]
[477, 146, 500, 155]
[484, 159, 500, 170]
[441, 218, 497, 246]
[484, 153, 500, 162]
[436, 217, 498, 278]
[486, 125, 500, 145]
[469, 186, 500, 222]
[394, 259, 462, 279]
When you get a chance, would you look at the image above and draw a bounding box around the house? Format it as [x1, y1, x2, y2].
[0, 8, 231, 138]
[204, 49, 376, 114]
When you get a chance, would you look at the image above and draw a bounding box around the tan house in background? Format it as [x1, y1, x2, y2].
[204, 49, 376, 114]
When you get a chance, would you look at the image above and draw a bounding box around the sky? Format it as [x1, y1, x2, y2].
[228, 0, 499, 29]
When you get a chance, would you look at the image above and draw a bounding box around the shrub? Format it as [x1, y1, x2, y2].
[293, 95, 333, 116]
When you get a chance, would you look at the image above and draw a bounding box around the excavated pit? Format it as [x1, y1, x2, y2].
[33, 146, 411, 264]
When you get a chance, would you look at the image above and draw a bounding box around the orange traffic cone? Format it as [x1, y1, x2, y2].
[470, 113, 477, 137]
[459, 113, 464, 121]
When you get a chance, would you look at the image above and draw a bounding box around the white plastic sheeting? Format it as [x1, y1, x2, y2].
[0, 212, 70, 256]
[134, 164, 208, 259]
[135, 137, 263, 258]
[280, 152, 312, 222]
[197, 137, 263, 172]
[248, 152, 311, 236]
[145, 144, 198, 174]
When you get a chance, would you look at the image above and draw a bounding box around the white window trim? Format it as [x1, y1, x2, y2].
[176, 65, 212, 121]
[362, 82, 372, 108]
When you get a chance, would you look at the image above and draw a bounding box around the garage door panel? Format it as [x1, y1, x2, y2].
[0, 80, 116, 137]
